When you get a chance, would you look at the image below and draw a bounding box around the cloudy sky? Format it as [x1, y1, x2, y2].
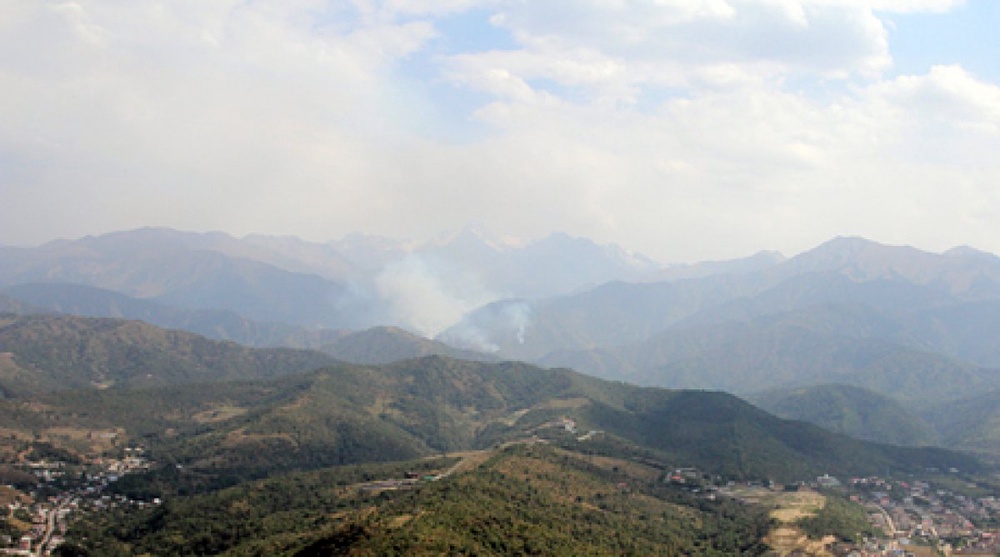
[2, 0, 998, 262]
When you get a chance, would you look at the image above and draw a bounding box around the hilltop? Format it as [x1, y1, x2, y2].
[0, 313, 337, 395]
[0, 352, 979, 485]
[750, 384, 938, 447]
[66, 443, 773, 556]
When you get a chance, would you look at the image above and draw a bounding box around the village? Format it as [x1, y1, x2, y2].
[542, 417, 1000, 556]
[3, 423, 1000, 557]
[847, 475, 1000, 556]
[705, 472, 1000, 556]
[0, 446, 155, 556]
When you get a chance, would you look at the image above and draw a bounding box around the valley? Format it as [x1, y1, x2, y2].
[5, 419, 1000, 556]
[3, 230, 1000, 554]
[7, 0, 1000, 550]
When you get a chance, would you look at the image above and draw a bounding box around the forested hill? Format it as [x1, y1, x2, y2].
[317, 326, 496, 364]
[0, 313, 337, 395]
[70, 443, 773, 556]
[6, 355, 981, 486]
[0, 317, 983, 556]
[750, 383, 938, 447]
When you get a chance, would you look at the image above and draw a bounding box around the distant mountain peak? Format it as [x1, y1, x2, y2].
[944, 245, 999, 261]
[428, 224, 524, 252]
[786, 236, 923, 276]
[809, 235, 886, 256]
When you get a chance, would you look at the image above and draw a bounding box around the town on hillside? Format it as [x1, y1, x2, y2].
[0, 445, 153, 556]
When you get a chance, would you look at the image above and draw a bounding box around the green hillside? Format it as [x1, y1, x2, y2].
[574, 388, 976, 480]
[922, 389, 1000, 457]
[1, 286, 492, 365]
[0, 313, 337, 395]
[0, 314, 982, 556]
[544, 314, 999, 403]
[63, 443, 772, 556]
[318, 326, 494, 364]
[751, 384, 938, 446]
[0, 355, 980, 489]
[2, 282, 350, 349]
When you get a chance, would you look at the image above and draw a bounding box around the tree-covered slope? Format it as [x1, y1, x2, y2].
[575, 388, 978, 480]
[317, 326, 493, 364]
[0, 355, 980, 486]
[1, 283, 351, 349]
[63, 444, 772, 557]
[0, 314, 337, 394]
[1, 286, 494, 365]
[921, 389, 1000, 457]
[542, 311, 999, 403]
[750, 384, 938, 446]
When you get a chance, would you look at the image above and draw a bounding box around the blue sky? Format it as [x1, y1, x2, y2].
[1, 0, 999, 262]
[884, 1, 999, 80]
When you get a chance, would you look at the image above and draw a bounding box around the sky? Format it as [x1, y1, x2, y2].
[1, 0, 999, 263]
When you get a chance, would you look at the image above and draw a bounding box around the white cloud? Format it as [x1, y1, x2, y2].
[380, 0, 493, 17]
[0, 0, 439, 240]
[399, 56, 1000, 260]
[1, 0, 997, 263]
[868, 64, 1000, 136]
[482, 1, 893, 79]
[830, 0, 964, 13]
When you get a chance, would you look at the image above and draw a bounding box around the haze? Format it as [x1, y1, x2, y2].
[2, 0, 999, 262]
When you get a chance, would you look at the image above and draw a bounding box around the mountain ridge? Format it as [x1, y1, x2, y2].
[0, 313, 339, 395]
[5, 352, 982, 483]
[749, 383, 939, 447]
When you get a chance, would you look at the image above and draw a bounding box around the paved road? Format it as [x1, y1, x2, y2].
[870, 502, 896, 538]
[35, 500, 68, 556]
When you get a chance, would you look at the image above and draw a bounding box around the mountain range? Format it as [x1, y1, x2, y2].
[443, 237, 1000, 404]
[0, 227, 658, 337]
[7, 229, 1000, 454]
[0, 260, 995, 554]
[445, 236, 1000, 363]
[0, 314, 978, 483]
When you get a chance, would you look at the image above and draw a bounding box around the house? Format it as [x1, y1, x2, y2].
[817, 474, 842, 488]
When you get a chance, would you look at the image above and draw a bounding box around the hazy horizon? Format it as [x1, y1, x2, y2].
[3, 1, 999, 262]
[5, 224, 996, 267]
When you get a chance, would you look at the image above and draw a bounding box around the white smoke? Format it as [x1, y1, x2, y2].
[437, 299, 534, 354]
[373, 253, 499, 337]
[441, 321, 501, 353]
[505, 302, 531, 344]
